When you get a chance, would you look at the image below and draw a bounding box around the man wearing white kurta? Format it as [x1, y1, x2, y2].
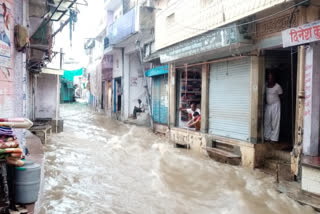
[264, 72, 283, 142]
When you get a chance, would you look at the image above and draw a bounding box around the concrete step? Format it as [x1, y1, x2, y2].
[265, 159, 290, 171]
[206, 147, 241, 166]
[262, 159, 294, 181]
[277, 181, 320, 211]
[270, 150, 291, 162]
[214, 141, 234, 152]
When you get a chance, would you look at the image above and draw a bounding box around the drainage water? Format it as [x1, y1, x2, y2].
[39, 104, 316, 214]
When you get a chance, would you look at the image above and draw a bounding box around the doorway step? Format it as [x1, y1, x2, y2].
[262, 145, 294, 181]
[125, 112, 150, 126]
[276, 180, 320, 212]
[206, 141, 241, 166]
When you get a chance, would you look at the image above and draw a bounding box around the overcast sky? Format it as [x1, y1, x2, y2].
[50, 1, 105, 70]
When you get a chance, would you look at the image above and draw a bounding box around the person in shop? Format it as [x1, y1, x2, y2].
[132, 99, 144, 119]
[187, 112, 201, 131]
[179, 103, 201, 120]
[264, 70, 283, 143]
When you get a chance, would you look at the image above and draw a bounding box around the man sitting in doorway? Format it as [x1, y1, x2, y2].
[264, 70, 283, 143]
[132, 99, 143, 119]
[179, 103, 201, 120]
[187, 112, 201, 131]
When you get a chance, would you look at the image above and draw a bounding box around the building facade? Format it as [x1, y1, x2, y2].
[103, 0, 154, 124]
[151, 0, 320, 199]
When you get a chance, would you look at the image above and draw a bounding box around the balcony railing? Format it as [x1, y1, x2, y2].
[108, 8, 136, 45]
[107, 6, 154, 46]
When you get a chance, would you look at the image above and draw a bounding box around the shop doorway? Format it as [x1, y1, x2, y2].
[114, 78, 122, 112]
[175, 65, 202, 129]
[264, 48, 297, 147]
[102, 81, 106, 110]
[107, 81, 112, 110]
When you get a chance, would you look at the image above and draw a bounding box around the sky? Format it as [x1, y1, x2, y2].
[49, 1, 105, 70]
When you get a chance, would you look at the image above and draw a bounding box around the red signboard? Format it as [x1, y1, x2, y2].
[282, 20, 320, 48]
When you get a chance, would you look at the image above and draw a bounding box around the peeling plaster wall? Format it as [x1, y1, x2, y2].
[13, 0, 28, 152]
[35, 73, 58, 119]
[169, 127, 259, 169]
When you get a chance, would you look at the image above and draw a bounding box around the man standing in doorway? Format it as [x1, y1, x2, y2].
[264, 71, 283, 143]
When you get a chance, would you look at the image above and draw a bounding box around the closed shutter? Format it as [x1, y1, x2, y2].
[209, 57, 251, 141]
[152, 75, 168, 124]
[159, 75, 168, 124]
[152, 77, 161, 123]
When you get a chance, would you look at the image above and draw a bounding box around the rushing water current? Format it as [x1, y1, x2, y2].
[39, 104, 316, 214]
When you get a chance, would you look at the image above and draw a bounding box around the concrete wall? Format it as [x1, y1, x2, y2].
[303, 43, 320, 156]
[154, 0, 290, 50]
[169, 127, 260, 168]
[113, 49, 123, 78]
[35, 73, 58, 119]
[113, 5, 123, 21]
[128, 52, 145, 117]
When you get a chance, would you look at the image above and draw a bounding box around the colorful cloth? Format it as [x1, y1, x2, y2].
[0, 127, 13, 136]
[0, 148, 23, 154]
[0, 140, 19, 149]
[0, 136, 16, 143]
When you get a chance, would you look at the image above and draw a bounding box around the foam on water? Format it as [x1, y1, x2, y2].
[39, 104, 317, 214]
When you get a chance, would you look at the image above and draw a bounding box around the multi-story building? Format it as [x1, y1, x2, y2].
[103, 0, 155, 124]
[151, 0, 320, 202]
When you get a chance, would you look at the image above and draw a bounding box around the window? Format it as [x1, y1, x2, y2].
[166, 13, 175, 26]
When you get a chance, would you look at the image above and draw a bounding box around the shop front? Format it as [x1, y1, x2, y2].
[101, 54, 113, 115]
[281, 19, 320, 196]
[158, 19, 265, 166]
[146, 65, 169, 133]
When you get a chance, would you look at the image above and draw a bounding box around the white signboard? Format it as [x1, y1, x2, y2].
[282, 20, 320, 48]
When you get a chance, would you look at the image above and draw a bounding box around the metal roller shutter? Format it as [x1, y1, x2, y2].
[152, 75, 168, 124]
[209, 57, 251, 141]
[152, 77, 161, 123]
[159, 75, 168, 124]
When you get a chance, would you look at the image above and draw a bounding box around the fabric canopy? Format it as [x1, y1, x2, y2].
[63, 68, 83, 82]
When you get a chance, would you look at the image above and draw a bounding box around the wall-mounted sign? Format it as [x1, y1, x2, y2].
[130, 77, 138, 87]
[159, 22, 253, 63]
[0, 0, 12, 68]
[282, 20, 320, 48]
[0, 0, 14, 117]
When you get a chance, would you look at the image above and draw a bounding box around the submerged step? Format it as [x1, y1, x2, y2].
[206, 147, 241, 166]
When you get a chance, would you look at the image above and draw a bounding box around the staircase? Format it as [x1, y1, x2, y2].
[206, 141, 241, 166]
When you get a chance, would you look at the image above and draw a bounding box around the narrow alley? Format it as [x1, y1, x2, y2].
[39, 104, 316, 214]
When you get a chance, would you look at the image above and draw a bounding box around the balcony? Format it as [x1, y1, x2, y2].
[107, 6, 154, 46]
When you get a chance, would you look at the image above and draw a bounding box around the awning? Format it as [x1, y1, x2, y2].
[145, 65, 168, 77]
[42, 68, 64, 75]
[63, 68, 83, 82]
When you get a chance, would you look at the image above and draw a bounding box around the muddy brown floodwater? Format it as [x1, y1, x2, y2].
[39, 103, 316, 214]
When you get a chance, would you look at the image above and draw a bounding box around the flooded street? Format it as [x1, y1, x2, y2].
[40, 104, 316, 214]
